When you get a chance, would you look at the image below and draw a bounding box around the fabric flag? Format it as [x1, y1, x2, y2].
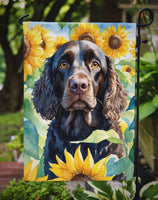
[23, 22, 136, 181]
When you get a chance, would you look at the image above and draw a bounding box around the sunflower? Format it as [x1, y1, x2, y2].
[52, 36, 68, 54]
[24, 160, 48, 181]
[129, 40, 136, 58]
[122, 65, 135, 76]
[102, 24, 130, 59]
[23, 22, 44, 81]
[70, 23, 103, 49]
[49, 146, 114, 181]
[33, 24, 54, 59]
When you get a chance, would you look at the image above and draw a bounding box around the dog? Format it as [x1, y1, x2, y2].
[32, 40, 127, 180]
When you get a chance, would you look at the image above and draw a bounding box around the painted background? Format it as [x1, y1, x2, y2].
[23, 22, 136, 181]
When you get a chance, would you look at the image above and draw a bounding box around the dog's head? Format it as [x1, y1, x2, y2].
[32, 40, 127, 124]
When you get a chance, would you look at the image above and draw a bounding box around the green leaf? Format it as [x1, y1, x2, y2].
[84, 190, 110, 200]
[140, 71, 157, 84]
[117, 59, 135, 69]
[126, 179, 136, 200]
[24, 120, 39, 160]
[24, 152, 32, 166]
[69, 23, 79, 30]
[116, 69, 132, 87]
[139, 101, 156, 121]
[36, 155, 45, 179]
[88, 181, 112, 197]
[124, 129, 134, 144]
[84, 182, 111, 200]
[124, 161, 134, 180]
[24, 90, 49, 137]
[140, 181, 158, 199]
[107, 157, 131, 177]
[58, 22, 67, 29]
[140, 52, 158, 65]
[121, 110, 135, 123]
[71, 129, 123, 145]
[152, 94, 158, 108]
[25, 67, 43, 89]
[129, 144, 135, 163]
[114, 188, 127, 200]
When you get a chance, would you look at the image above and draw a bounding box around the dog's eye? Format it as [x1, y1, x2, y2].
[91, 61, 99, 68]
[60, 61, 68, 69]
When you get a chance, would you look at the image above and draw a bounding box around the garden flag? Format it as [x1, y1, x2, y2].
[23, 22, 136, 181]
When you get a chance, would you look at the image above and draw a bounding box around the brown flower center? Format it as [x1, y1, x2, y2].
[126, 66, 132, 73]
[24, 37, 31, 60]
[108, 34, 122, 49]
[71, 174, 92, 181]
[40, 36, 46, 49]
[78, 32, 95, 43]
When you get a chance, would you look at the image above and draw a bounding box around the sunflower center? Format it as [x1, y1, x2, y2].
[40, 36, 46, 49]
[108, 34, 122, 49]
[71, 174, 92, 181]
[126, 66, 132, 73]
[24, 37, 31, 60]
[78, 32, 95, 43]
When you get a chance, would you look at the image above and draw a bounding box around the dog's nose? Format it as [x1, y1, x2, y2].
[70, 76, 88, 94]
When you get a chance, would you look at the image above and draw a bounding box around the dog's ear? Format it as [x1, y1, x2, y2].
[32, 56, 58, 120]
[103, 56, 127, 122]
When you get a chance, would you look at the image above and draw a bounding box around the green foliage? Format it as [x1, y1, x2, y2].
[72, 184, 88, 200]
[0, 47, 6, 84]
[24, 121, 39, 160]
[2, 178, 157, 200]
[72, 129, 122, 144]
[0, 112, 23, 161]
[0, 112, 23, 143]
[139, 52, 158, 121]
[139, 181, 158, 200]
[0, 178, 73, 200]
[83, 180, 136, 200]
[5, 127, 23, 156]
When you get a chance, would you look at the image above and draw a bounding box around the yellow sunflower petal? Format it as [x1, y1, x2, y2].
[34, 57, 44, 68]
[28, 165, 38, 181]
[91, 158, 106, 177]
[23, 22, 30, 36]
[92, 168, 110, 181]
[24, 72, 27, 82]
[24, 160, 33, 180]
[74, 145, 84, 174]
[49, 163, 73, 180]
[27, 30, 42, 45]
[24, 160, 38, 181]
[65, 149, 77, 174]
[24, 60, 33, 76]
[101, 175, 115, 181]
[49, 178, 65, 181]
[83, 148, 94, 176]
[35, 175, 48, 181]
[30, 45, 44, 57]
[56, 155, 67, 169]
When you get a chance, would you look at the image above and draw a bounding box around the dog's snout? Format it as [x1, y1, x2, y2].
[70, 76, 88, 94]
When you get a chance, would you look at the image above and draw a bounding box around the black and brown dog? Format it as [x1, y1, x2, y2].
[32, 40, 127, 180]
